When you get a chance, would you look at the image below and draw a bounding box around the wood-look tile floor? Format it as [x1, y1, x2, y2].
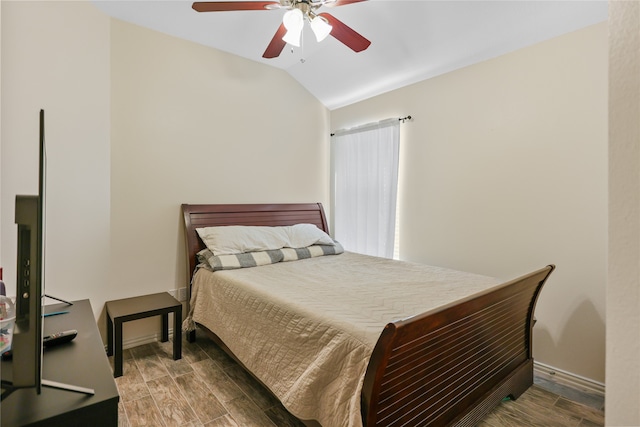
[111, 335, 604, 427]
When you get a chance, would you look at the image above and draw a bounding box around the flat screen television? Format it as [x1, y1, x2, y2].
[10, 109, 46, 394]
[1, 109, 93, 399]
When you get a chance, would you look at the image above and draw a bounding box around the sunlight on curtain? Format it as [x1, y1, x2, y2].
[331, 118, 400, 258]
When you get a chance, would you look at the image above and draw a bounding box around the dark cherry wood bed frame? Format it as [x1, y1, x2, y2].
[181, 202, 554, 427]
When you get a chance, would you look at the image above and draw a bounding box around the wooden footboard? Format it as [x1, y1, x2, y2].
[361, 265, 554, 427]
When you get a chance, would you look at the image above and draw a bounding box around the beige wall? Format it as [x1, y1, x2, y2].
[109, 19, 330, 339]
[1, 2, 330, 342]
[332, 23, 608, 384]
[607, 0, 640, 424]
[1, 1, 111, 312]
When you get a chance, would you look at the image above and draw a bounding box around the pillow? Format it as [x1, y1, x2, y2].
[197, 241, 344, 272]
[197, 225, 287, 256]
[286, 223, 335, 248]
[197, 247, 284, 271]
[196, 224, 334, 256]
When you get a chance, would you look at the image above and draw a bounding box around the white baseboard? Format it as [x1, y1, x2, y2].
[123, 332, 170, 350]
[104, 329, 176, 353]
[110, 331, 606, 401]
[534, 361, 605, 398]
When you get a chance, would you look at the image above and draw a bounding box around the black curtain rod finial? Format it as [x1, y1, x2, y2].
[399, 115, 412, 123]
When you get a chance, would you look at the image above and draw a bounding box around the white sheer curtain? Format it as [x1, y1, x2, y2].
[331, 118, 400, 258]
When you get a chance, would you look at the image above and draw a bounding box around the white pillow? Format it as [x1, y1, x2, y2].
[196, 224, 334, 256]
[286, 223, 335, 248]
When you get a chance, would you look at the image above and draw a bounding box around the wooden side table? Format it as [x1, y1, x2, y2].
[106, 292, 182, 377]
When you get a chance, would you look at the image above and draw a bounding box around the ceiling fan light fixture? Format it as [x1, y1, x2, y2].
[282, 28, 302, 47]
[282, 8, 303, 30]
[282, 8, 304, 47]
[310, 15, 332, 42]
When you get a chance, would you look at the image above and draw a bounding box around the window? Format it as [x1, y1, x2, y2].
[331, 119, 400, 258]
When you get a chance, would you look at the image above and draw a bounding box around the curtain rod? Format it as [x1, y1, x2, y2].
[331, 115, 412, 137]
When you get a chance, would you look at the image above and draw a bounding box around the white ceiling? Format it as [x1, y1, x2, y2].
[93, 0, 607, 110]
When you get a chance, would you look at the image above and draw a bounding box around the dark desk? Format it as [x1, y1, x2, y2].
[1, 300, 119, 426]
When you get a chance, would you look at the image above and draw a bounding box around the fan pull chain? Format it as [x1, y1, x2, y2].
[287, 29, 306, 63]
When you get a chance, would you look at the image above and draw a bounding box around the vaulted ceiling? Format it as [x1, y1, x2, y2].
[93, 0, 608, 110]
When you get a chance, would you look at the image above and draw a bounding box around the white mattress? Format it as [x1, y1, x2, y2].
[185, 251, 499, 427]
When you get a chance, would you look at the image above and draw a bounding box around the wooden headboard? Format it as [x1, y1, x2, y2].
[181, 203, 329, 282]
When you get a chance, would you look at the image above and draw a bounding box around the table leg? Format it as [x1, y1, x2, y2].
[161, 313, 169, 343]
[114, 320, 123, 378]
[106, 314, 113, 356]
[173, 307, 182, 361]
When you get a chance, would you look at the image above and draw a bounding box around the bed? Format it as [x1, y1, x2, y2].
[181, 202, 554, 427]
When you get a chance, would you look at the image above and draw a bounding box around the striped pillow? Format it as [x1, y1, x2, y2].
[197, 242, 344, 272]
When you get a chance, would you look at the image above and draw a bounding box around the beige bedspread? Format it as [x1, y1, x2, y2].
[185, 252, 499, 427]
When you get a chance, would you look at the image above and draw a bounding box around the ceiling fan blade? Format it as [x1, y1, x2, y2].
[263, 23, 288, 58]
[192, 2, 278, 12]
[319, 13, 371, 53]
[323, 0, 368, 7]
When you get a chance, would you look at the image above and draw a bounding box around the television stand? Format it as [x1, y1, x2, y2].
[1, 377, 95, 401]
[1, 300, 118, 426]
[41, 378, 95, 394]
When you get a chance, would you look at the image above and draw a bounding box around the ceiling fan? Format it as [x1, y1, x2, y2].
[191, 0, 371, 59]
